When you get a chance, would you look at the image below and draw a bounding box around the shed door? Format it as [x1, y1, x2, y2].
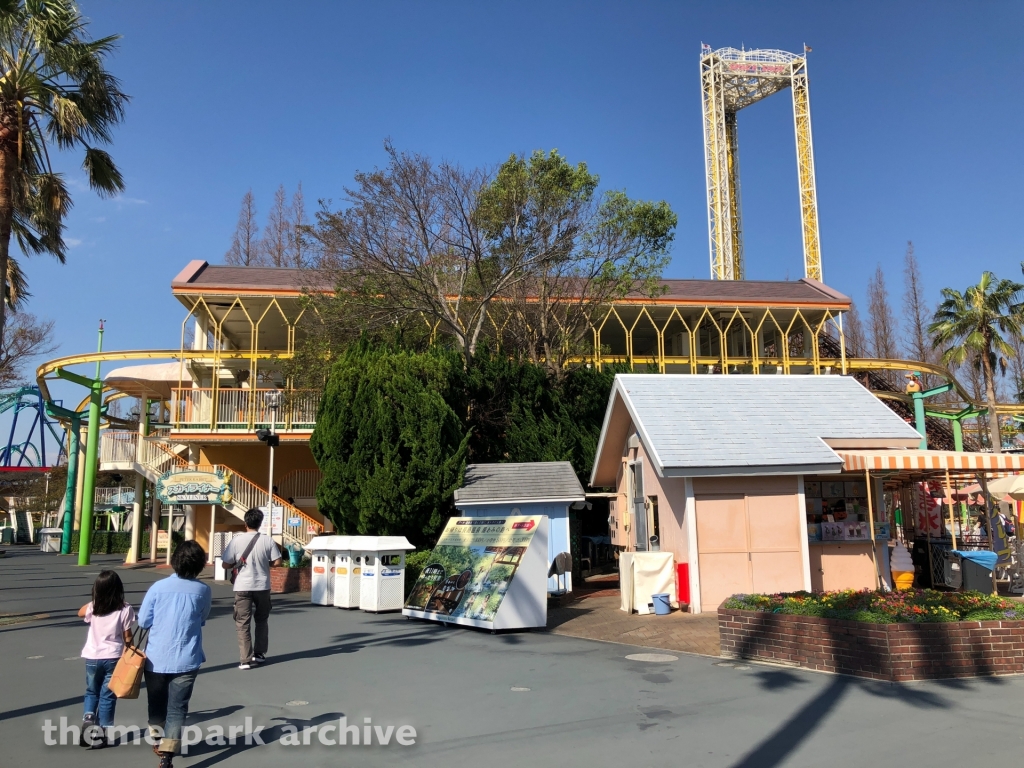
[746, 493, 803, 595]
[695, 494, 751, 611]
[696, 492, 803, 611]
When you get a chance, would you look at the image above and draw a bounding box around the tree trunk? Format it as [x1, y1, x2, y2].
[980, 345, 1002, 453]
[0, 147, 14, 352]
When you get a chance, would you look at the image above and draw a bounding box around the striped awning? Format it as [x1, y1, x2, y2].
[837, 449, 1024, 475]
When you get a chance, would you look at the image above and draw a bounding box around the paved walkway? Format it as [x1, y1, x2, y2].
[7, 549, 1024, 768]
[548, 593, 722, 657]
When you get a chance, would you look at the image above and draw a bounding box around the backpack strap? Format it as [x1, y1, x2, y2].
[237, 532, 260, 568]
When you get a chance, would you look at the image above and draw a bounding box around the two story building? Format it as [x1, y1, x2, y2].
[40, 260, 857, 560]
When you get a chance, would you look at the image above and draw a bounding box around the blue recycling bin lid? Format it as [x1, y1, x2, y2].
[959, 551, 998, 570]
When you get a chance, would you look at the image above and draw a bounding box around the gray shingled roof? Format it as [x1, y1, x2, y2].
[454, 462, 585, 505]
[594, 374, 922, 480]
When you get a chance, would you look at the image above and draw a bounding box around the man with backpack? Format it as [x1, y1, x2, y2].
[220, 507, 282, 670]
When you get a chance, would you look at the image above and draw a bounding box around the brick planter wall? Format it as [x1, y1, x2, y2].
[270, 567, 312, 594]
[719, 608, 1024, 681]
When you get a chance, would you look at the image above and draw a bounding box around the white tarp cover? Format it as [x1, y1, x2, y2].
[619, 551, 676, 615]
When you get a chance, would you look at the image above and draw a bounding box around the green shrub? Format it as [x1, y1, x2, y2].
[723, 589, 1024, 624]
[404, 550, 433, 595]
[311, 343, 469, 547]
[275, 554, 311, 569]
[69, 530, 184, 554]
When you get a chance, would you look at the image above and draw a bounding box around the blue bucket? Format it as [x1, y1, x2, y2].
[652, 593, 672, 615]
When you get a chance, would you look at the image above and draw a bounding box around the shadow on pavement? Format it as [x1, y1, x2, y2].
[183, 711, 344, 767]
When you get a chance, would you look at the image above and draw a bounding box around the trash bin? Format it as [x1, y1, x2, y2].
[943, 550, 963, 589]
[334, 547, 361, 609]
[960, 550, 998, 592]
[0, 527, 12, 545]
[288, 545, 303, 567]
[357, 536, 416, 612]
[38, 528, 63, 553]
[306, 535, 348, 606]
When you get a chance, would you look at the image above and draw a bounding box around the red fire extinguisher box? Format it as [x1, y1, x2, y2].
[676, 562, 690, 609]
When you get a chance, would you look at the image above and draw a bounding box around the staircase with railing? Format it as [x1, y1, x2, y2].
[277, 468, 322, 502]
[100, 431, 324, 547]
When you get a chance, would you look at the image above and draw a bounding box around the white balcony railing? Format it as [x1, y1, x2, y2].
[170, 388, 321, 432]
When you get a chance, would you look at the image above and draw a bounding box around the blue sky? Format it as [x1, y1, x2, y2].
[22, 0, 1024, 411]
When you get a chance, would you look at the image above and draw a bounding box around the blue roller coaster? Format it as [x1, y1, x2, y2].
[0, 386, 66, 469]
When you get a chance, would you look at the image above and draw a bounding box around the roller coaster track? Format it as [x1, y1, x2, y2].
[36, 346, 1024, 445]
[847, 357, 1024, 417]
[35, 349, 292, 427]
[0, 386, 66, 468]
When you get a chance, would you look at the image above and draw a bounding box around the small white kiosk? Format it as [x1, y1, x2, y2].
[306, 535, 348, 606]
[453, 462, 584, 594]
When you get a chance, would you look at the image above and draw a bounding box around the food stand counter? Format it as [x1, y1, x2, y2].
[805, 477, 889, 591]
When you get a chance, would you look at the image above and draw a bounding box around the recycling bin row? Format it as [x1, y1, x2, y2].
[306, 535, 415, 612]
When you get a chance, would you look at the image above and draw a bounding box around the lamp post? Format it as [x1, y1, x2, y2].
[256, 390, 281, 532]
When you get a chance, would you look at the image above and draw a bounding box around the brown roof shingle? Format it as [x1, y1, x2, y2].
[171, 261, 850, 307]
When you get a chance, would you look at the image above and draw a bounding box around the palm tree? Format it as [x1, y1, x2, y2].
[929, 272, 1024, 453]
[0, 0, 128, 347]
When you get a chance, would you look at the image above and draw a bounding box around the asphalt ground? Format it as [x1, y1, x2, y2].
[3, 548, 1024, 768]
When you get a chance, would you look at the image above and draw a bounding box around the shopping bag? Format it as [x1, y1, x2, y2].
[107, 627, 148, 699]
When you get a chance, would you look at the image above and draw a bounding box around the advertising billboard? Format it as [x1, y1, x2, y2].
[403, 515, 548, 631]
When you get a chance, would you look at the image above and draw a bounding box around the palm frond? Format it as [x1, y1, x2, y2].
[82, 146, 122, 196]
[3, 253, 29, 310]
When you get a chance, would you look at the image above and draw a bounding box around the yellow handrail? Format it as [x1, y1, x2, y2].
[140, 438, 323, 545]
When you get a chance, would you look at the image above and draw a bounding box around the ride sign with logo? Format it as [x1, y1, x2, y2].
[157, 468, 233, 505]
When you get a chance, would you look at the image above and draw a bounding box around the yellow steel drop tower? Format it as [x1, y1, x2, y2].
[701, 46, 822, 282]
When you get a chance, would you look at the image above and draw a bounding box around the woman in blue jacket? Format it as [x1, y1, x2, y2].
[138, 540, 212, 767]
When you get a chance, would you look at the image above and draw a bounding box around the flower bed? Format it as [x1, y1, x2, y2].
[719, 590, 1024, 680]
[723, 589, 1024, 623]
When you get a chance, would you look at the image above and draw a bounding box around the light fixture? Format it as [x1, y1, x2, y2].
[256, 429, 279, 448]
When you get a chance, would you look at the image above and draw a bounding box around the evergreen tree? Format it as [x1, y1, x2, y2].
[459, 346, 619, 486]
[310, 342, 469, 545]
